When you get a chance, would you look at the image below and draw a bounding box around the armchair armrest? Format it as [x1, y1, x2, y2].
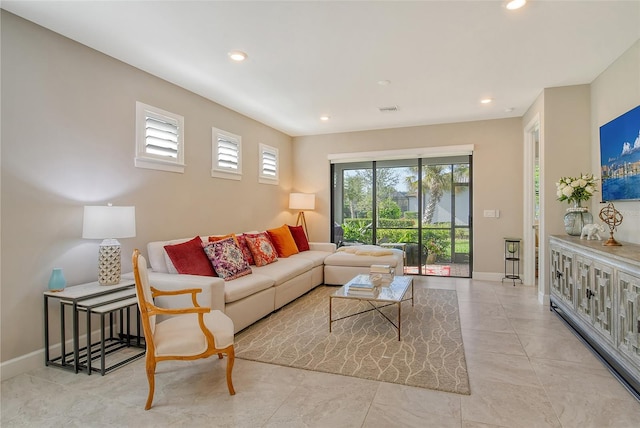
[151, 286, 204, 307]
[145, 272, 225, 312]
[148, 304, 210, 317]
[151, 287, 203, 297]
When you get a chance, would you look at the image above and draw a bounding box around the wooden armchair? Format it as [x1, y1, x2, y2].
[132, 249, 235, 410]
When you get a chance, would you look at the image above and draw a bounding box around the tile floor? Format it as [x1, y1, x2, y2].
[2, 277, 639, 427]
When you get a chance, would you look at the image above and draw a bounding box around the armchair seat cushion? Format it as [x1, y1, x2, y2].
[153, 310, 234, 357]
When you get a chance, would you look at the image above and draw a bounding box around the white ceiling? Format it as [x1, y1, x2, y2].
[3, 1, 639, 137]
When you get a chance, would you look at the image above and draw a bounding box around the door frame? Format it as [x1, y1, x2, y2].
[523, 114, 541, 289]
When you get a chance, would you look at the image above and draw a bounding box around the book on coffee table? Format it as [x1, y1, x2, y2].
[348, 274, 373, 288]
[347, 287, 380, 298]
[346, 275, 380, 297]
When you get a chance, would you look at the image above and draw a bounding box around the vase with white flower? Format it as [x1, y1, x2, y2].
[556, 174, 599, 236]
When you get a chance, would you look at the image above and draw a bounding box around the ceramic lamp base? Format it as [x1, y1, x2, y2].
[98, 241, 121, 285]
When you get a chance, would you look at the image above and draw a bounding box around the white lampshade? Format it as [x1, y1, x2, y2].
[83, 205, 136, 286]
[83, 206, 136, 239]
[289, 193, 315, 210]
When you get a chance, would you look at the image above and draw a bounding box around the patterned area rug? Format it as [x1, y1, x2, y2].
[235, 285, 470, 395]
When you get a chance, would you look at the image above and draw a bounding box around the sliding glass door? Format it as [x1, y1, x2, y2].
[332, 156, 472, 278]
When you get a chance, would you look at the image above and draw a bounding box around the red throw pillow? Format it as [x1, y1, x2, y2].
[288, 225, 310, 252]
[164, 236, 216, 276]
[236, 234, 255, 265]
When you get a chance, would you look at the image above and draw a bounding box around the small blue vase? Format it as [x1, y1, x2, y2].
[48, 268, 66, 292]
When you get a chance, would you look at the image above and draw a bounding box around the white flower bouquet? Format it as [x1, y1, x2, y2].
[556, 173, 599, 205]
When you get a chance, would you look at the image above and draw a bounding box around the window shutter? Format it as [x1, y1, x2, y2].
[217, 136, 240, 170]
[259, 143, 279, 185]
[135, 102, 185, 173]
[145, 115, 179, 159]
[261, 149, 277, 177]
[212, 128, 242, 180]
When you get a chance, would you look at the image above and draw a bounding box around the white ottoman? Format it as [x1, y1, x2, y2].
[323, 245, 405, 285]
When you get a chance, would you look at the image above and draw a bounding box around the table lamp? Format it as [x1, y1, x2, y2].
[289, 193, 315, 237]
[83, 204, 136, 285]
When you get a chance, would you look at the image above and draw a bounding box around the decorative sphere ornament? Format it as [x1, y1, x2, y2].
[598, 202, 623, 246]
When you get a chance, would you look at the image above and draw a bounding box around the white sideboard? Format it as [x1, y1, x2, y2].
[549, 235, 640, 399]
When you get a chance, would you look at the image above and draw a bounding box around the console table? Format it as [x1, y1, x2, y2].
[44, 279, 145, 375]
[549, 235, 640, 400]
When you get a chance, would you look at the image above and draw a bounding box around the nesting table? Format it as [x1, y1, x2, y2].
[43, 279, 145, 375]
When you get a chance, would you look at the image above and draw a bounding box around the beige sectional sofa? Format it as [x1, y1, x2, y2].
[135, 236, 404, 333]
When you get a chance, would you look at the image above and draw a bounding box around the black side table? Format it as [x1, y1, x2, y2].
[502, 237, 523, 286]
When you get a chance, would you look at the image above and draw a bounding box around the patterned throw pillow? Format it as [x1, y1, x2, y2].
[236, 234, 255, 265]
[244, 232, 278, 267]
[164, 236, 216, 276]
[202, 237, 252, 280]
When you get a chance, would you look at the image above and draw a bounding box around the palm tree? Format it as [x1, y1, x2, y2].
[421, 165, 451, 224]
[405, 164, 470, 224]
[405, 165, 452, 224]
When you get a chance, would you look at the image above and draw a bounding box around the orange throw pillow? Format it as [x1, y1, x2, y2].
[266, 224, 299, 258]
[208, 233, 239, 245]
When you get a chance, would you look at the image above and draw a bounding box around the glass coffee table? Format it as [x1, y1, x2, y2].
[329, 274, 414, 340]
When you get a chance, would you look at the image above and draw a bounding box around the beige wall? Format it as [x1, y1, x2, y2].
[590, 40, 640, 244]
[2, 9, 638, 373]
[293, 118, 524, 277]
[1, 12, 293, 363]
[524, 85, 592, 300]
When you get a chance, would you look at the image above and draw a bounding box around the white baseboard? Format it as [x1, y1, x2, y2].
[0, 348, 43, 381]
[539, 290, 550, 305]
[471, 271, 504, 282]
[1, 326, 123, 381]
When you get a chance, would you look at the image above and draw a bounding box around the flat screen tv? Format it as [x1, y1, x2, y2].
[599, 104, 640, 202]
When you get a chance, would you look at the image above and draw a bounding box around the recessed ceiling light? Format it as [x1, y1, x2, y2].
[505, 107, 515, 113]
[377, 80, 391, 86]
[320, 115, 330, 121]
[480, 98, 493, 104]
[505, 0, 526, 10]
[228, 51, 247, 62]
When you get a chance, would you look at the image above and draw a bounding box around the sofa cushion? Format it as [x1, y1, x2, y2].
[223, 273, 274, 304]
[164, 236, 216, 276]
[251, 257, 313, 286]
[202, 237, 252, 281]
[288, 225, 310, 252]
[267, 224, 299, 257]
[245, 232, 278, 266]
[290, 250, 332, 268]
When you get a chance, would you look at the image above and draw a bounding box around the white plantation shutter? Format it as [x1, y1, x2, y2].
[212, 128, 242, 180]
[144, 116, 179, 159]
[135, 102, 185, 173]
[259, 143, 279, 185]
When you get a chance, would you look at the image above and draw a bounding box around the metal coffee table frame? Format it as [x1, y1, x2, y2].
[329, 275, 413, 341]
